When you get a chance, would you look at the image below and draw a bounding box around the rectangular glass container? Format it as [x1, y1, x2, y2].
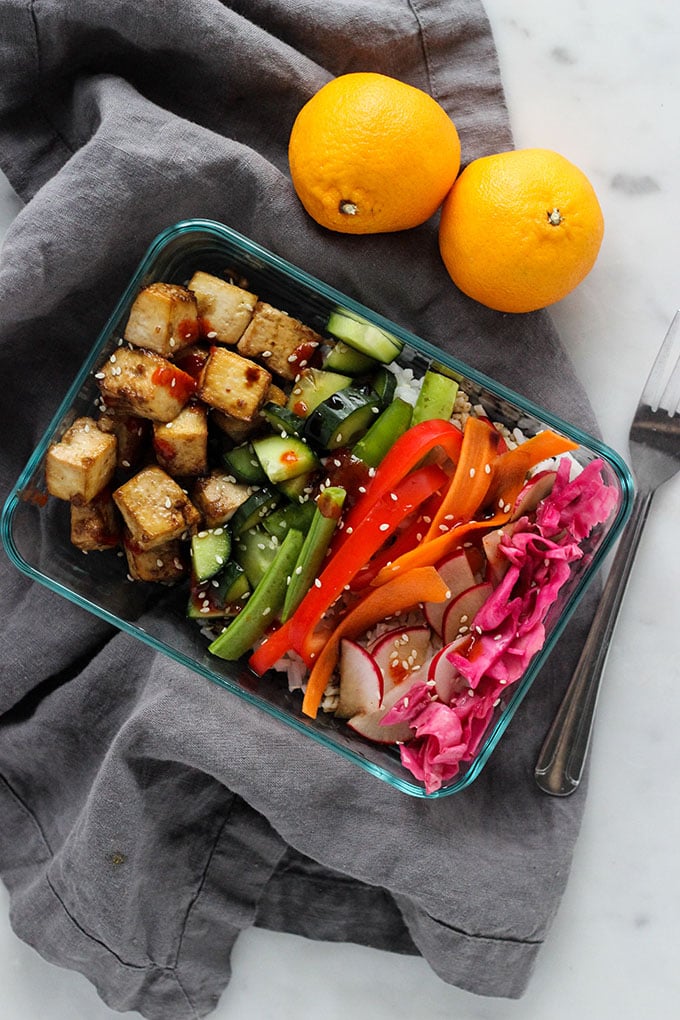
[1, 220, 634, 797]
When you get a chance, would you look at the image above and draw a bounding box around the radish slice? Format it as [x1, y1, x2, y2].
[482, 522, 518, 587]
[427, 636, 471, 703]
[370, 624, 431, 695]
[510, 469, 557, 520]
[335, 639, 383, 719]
[441, 581, 494, 645]
[347, 681, 417, 744]
[423, 549, 477, 636]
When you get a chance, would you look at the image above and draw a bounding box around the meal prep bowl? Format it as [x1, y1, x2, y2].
[1, 219, 634, 797]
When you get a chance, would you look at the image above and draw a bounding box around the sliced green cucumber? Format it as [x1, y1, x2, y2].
[322, 339, 379, 376]
[370, 365, 397, 407]
[191, 526, 231, 583]
[208, 528, 304, 661]
[412, 369, 459, 425]
[215, 560, 251, 607]
[234, 525, 280, 587]
[304, 386, 381, 450]
[352, 397, 413, 467]
[287, 367, 352, 418]
[260, 402, 305, 437]
[251, 434, 320, 485]
[223, 442, 268, 485]
[262, 499, 317, 537]
[326, 310, 403, 364]
[229, 487, 281, 537]
[277, 470, 317, 502]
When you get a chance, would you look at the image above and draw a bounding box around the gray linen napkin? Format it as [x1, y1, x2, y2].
[0, 1, 601, 1016]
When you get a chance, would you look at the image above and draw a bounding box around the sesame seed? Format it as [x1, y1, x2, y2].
[94, 371, 105, 379]
[262, 607, 271, 615]
[379, 523, 389, 531]
[156, 558, 164, 568]
[314, 578, 322, 588]
[484, 463, 491, 474]
[207, 331, 217, 339]
[165, 497, 172, 509]
[469, 467, 476, 478]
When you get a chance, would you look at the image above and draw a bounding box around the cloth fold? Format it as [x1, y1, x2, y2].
[1, 2, 598, 1016]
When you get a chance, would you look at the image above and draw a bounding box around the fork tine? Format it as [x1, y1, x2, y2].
[658, 338, 680, 416]
[644, 310, 680, 412]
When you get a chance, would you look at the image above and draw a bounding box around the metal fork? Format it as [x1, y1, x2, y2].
[535, 310, 680, 795]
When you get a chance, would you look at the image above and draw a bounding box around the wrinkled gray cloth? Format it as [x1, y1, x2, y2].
[0, 2, 600, 1017]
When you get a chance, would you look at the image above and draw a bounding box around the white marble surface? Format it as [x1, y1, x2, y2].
[1, 0, 679, 1017]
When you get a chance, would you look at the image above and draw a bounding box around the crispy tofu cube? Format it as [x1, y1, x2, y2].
[152, 404, 208, 476]
[192, 470, 252, 528]
[210, 382, 288, 442]
[70, 491, 121, 551]
[210, 409, 263, 443]
[187, 271, 258, 344]
[45, 417, 117, 505]
[237, 301, 322, 380]
[198, 347, 271, 421]
[98, 412, 150, 470]
[113, 465, 201, 550]
[96, 347, 196, 423]
[122, 533, 188, 583]
[123, 282, 200, 356]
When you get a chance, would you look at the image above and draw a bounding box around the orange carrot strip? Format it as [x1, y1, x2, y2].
[425, 416, 502, 540]
[484, 429, 578, 511]
[301, 566, 449, 719]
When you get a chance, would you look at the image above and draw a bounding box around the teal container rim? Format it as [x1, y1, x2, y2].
[1, 218, 635, 798]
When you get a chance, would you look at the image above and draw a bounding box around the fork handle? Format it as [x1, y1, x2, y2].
[534, 488, 653, 795]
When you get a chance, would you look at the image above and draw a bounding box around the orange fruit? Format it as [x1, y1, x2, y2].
[438, 147, 604, 313]
[288, 72, 461, 234]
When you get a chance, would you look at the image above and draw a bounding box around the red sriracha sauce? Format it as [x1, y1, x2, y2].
[151, 364, 196, 403]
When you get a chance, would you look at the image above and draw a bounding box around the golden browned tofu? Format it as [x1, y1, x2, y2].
[70, 490, 121, 551]
[197, 346, 271, 421]
[152, 404, 208, 477]
[113, 465, 201, 550]
[97, 412, 150, 470]
[122, 533, 188, 583]
[123, 282, 200, 356]
[210, 381, 288, 442]
[192, 470, 252, 528]
[96, 346, 197, 423]
[187, 271, 258, 344]
[237, 301, 322, 380]
[45, 416, 117, 505]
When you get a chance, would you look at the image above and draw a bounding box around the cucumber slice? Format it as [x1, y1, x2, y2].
[322, 339, 379, 376]
[370, 365, 397, 407]
[352, 397, 413, 467]
[412, 369, 459, 425]
[190, 526, 231, 583]
[223, 443, 268, 485]
[229, 487, 281, 537]
[234, 525, 280, 587]
[260, 402, 305, 437]
[209, 528, 304, 661]
[287, 367, 352, 418]
[262, 499, 317, 537]
[215, 560, 251, 607]
[326, 311, 403, 364]
[304, 386, 382, 450]
[251, 434, 320, 484]
[276, 470, 317, 502]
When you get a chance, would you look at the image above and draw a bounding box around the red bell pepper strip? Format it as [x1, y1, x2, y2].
[331, 418, 463, 555]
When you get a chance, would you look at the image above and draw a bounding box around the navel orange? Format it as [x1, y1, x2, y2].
[438, 148, 604, 313]
[288, 72, 461, 234]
